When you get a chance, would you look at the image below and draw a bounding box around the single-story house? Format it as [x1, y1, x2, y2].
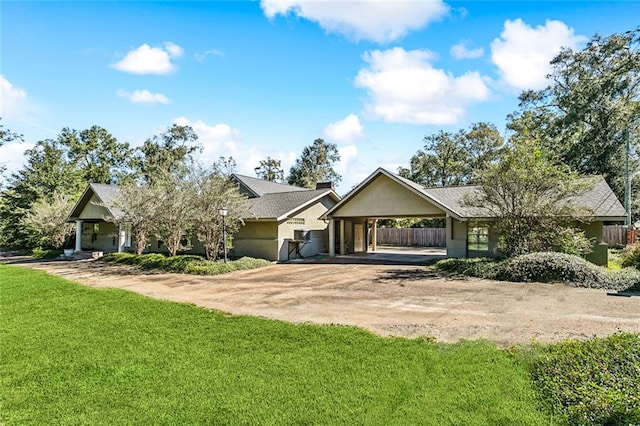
[321, 168, 626, 266]
[66, 174, 340, 262]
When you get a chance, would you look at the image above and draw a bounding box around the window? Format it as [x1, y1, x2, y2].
[468, 223, 489, 251]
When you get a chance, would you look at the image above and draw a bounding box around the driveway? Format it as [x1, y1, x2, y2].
[6, 257, 640, 345]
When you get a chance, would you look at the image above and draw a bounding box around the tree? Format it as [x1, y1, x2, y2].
[288, 138, 341, 188]
[508, 28, 640, 220]
[255, 157, 284, 182]
[191, 167, 247, 260]
[463, 141, 593, 257]
[134, 124, 201, 184]
[21, 191, 76, 249]
[60, 125, 133, 184]
[104, 183, 157, 254]
[399, 123, 505, 187]
[149, 171, 195, 256]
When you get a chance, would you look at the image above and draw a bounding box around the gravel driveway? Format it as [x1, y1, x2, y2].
[6, 257, 640, 345]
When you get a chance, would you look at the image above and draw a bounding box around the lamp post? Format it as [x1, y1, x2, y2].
[219, 207, 228, 263]
[626, 129, 632, 227]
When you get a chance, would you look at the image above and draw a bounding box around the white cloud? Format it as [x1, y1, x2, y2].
[0, 139, 34, 178]
[355, 47, 491, 125]
[260, 0, 449, 43]
[117, 89, 171, 105]
[324, 114, 364, 143]
[335, 144, 358, 176]
[194, 49, 224, 62]
[450, 40, 484, 59]
[112, 42, 184, 75]
[491, 19, 587, 90]
[0, 76, 28, 119]
[173, 117, 297, 176]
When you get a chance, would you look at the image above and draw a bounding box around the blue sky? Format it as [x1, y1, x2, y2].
[2, 1, 638, 194]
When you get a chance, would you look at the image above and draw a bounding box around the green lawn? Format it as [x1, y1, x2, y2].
[1, 264, 553, 425]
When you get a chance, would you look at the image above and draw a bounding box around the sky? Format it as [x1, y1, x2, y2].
[1, 0, 639, 194]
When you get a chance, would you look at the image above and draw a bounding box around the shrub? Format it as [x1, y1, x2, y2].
[528, 333, 640, 425]
[621, 242, 640, 269]
[553, 227, 594, 257]
[433, 252, 640, 290]
[98, 253, 271, 276]
[30, 248, 63, 259]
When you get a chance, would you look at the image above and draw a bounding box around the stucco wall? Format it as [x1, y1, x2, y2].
[579, 221, 608, 266]
[331, 174, 445, 218]
[277, 198, 335, 260]
[446, 218, 467, 258]
[232, 221, 279, 261]
[79, 194, 112, 220]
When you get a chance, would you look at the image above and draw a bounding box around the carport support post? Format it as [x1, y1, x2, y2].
[74, 220, 83, 252]
[339, 220, 345, 255]
[329, 219, 335, 257]
[371, 219, 377, 252]
[118, 224, 126, 253]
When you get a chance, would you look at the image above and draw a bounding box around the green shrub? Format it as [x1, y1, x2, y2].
[162, 255, 206, 272]
[30, 248, 63, 259]
[98, 253, 271, 276]
[433, 252, 640, 290]
[528, 333, 640, 425]
[621, 242, 640, 269]
[553, 227, 594, 257]
[432, 257, 499, 279]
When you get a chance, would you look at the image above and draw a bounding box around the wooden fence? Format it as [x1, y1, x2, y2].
[602, 225, 639, 248]
[376, 228, 446, 247]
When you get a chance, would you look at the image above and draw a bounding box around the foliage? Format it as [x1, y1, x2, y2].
[58, 126, 133, 184]
[99, 253, 271, 275]
[527, 333, 640, 425]
[21, 191, 76, 249]
[146, 171, 195, 256]
[254, 156, 284, 182]
[29, 248, 63, 259]
[1, 264, 552, 424]
[133, 124, 201, 184]
[288, 138, 341, 189]
[0, 125, 132, 249]
[552, 228, 594, 258]
[399, 122, 505, 187]
[104, 183, 156, 254]
[191, 167, 247, 260]
[433, 252, 640, 290]
[463, 141, 594, 257]
[508, 28, 640, 221]
[621, 242, 640, 269]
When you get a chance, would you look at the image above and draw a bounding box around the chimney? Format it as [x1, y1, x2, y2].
[315, 182, 334, 191]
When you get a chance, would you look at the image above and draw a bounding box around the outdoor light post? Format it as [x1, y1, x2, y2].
[219, 207, 228, 263]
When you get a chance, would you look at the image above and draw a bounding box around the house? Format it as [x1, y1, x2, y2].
[66, 175, 340, 262]
[321, 168, 626, 266]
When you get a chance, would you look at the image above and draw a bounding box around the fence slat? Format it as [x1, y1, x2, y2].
[603, 225, 636, 248]
[376, 228, 446, 247]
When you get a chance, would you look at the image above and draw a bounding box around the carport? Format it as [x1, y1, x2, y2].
[322, 168, 466, 260]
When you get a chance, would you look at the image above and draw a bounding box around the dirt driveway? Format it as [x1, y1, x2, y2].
[7, 258, 640, 345]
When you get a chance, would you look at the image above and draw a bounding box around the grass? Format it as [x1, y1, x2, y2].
[1, 264, 553, 425]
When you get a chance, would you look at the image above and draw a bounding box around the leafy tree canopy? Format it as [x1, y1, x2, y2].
[288, 138, 341, 189]
[255, 157, 284, 182]
[399, 122, 505, 187]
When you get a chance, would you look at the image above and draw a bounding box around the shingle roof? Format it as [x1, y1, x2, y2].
[246, 189, 335, 220]
[231, 174, 307, 197]
[325, 168, 626, 220]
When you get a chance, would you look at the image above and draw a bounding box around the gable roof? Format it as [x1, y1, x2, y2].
[231, 174, 306, 198]
[324, 168, 626, 221]
[245, 189, 339, 221]
[68, 183, 122, 221]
